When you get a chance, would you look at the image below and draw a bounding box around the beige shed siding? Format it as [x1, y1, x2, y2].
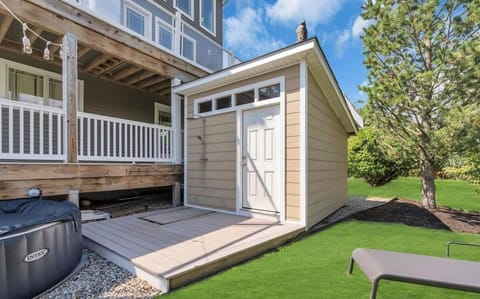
[186, 112, 237, 211]
[307, 70, 348, 229]
[186, 65, 301, 220]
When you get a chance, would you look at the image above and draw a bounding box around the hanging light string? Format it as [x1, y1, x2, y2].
[0, 0, 63, 59]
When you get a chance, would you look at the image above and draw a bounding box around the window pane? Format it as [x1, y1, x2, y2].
[201, 0, 214, 32]
[158, 111, 171, 126]
[216, 96, 231, 110]
[181, 37, 194, 61]
[126, 7, 145, 36]
[49, 78, 63, 108]
[259, 84, 280, 101]
[199, 101, 212, 113]
[8, 69, 44, 105]
[176, 0, 191, 16]
[159, 26, 172, 50]
[235, 90, 254, 106]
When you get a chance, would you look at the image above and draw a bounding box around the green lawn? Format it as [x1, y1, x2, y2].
[164, 221, 480, 299]
[348, 177, 480, 212]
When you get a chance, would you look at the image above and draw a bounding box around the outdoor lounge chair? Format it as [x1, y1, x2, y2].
[348, 248, 480, 299]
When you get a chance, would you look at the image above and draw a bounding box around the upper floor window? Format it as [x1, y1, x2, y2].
[181, 35, 195, 61]
[200, 0, 215, 34]
[175, 0, 193, 19]
[124, 1, 151, 38]
[157, 19, 173, 50]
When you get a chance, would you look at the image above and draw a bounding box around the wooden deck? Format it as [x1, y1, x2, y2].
[83, 207, 304, 293]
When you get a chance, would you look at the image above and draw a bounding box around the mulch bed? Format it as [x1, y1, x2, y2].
[352, 198, 480, 234]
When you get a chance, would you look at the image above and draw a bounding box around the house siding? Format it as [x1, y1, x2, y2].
[186, 65, 300, 218]
[306, 70, 348, 229]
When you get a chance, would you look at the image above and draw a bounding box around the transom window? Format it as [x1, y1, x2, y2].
[201, 0, 215, 34]
[194, 77, 284, 117]
[259, 84, 280, 101]
[175, 0, 193, 19]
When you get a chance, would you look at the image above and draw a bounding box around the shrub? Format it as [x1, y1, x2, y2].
[348, 127, 402, 186]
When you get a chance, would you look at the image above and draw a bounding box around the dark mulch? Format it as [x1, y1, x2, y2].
[352, 198, 480, 234]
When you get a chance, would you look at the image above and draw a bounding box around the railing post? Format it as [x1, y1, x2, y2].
[171, 78, 182, 164]
[63, 32, 78, 163]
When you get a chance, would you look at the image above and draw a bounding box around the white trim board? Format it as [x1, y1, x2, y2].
[299, 60, 308, 227]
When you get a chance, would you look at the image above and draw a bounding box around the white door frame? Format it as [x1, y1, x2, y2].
[236, 99, 285, 223]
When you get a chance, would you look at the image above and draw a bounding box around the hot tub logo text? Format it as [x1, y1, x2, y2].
[24, 249, 49, 262]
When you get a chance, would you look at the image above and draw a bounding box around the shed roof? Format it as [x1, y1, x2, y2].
[173, 38, 360, 134]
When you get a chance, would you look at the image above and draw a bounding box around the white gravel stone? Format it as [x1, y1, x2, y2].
[38, 249, 160, 299]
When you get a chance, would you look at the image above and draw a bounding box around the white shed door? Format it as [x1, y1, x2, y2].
[242, 105, 281, 212]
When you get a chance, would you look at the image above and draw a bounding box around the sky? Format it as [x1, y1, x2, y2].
[222, 0, 371, 107]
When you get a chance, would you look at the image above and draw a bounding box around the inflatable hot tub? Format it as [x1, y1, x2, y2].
[0, 199, 82, 299]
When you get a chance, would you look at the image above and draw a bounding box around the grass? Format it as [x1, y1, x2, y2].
[164, 221, 480, 299]
[348, 177, 480, 212]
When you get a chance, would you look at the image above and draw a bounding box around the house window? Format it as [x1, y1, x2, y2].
[181, 35, 195, 61]
[5, 60, 85, 110]
[154, 103, 172, 126]
[201, 0, 215, 34]
[235, 90, 254, 106]
[259, 84, 280, 101]
[198, 101, 212, 113]
[124, 2, 151, 38]
[8, 69, 44, 105]
[48, 78, 63, 108]
[216, 96, 231, 110]
[175, 0, 193, 19]
[157, 21, 173, 50]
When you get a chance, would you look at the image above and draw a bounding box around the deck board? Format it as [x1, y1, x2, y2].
[83, 207, 304, 292]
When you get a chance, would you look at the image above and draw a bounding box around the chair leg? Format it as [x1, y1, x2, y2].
[348, 257, 355, 274]
[370, 280, 379, 299]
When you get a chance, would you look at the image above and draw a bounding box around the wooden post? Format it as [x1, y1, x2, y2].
[172, 181, 181, 207]
[63, 33, 78, 163]
[171, 78, 183, 164]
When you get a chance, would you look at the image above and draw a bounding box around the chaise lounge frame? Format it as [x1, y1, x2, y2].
[348, 248, 480, 299]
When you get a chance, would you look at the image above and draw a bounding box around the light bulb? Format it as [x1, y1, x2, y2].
[22, 35, 32, 54]
[43, 41, 51, 60]
[21, 23, 32, 55]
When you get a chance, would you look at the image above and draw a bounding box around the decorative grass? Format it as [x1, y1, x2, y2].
[163, 221, 480, 299]
[348, 177, 480, 212]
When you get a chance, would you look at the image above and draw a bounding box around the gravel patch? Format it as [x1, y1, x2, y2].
[38, 249, 160, 299]
[311, 196, 392, 231]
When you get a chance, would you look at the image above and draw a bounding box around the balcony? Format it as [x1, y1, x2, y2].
[0, 98, 175, 163]
[62, 0, 238, 73]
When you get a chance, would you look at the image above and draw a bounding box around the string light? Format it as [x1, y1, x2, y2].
[0, 0, 63, 59]
[21, 23, 32, 54]
[43, 41, 51, 60]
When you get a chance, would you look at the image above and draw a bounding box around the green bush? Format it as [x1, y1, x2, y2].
[348, 127, 402, 186]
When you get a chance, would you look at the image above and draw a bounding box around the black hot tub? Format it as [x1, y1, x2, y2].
[0, 199, 82, 299]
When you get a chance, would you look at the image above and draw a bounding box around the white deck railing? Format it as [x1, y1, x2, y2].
[0, 99, 174, 163]
[77, 112, 173, 163]
[0, 98, 65, 160]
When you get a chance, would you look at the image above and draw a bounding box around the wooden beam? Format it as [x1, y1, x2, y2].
[0, 164, 183, 200]
[124, 70, 155, 85]
[111, 65, 140, 81]
[63, 32, 78, 163]
[0, 15, 13, 44]
[148, 80, 172, 93]
[77, 46, 91, 58]
[7, 0, 203, 81]
[82, 53, 111, 72]
[96, 59, 123, 76]
[136, 75, 166, 89]
[28, 26, 44, 45]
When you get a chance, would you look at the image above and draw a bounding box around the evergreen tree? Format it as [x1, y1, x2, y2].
[361, 0, 480, 209]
